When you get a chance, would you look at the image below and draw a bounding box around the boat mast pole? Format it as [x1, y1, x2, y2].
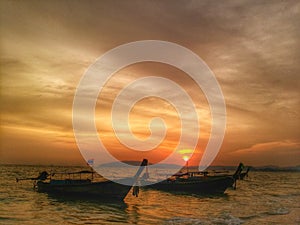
[125, 159, 148, 198]
[186, 160, 189, 173]
[132, 159, 148, 183]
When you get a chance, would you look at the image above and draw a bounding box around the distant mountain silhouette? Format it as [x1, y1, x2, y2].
[252, 165, 300, 172]
[3, 162, 299, 172]
[97, 161, 300, 172]
[98, 161, 181, 169]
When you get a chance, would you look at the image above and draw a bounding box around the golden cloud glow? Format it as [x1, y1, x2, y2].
[0, 1, 299, 166]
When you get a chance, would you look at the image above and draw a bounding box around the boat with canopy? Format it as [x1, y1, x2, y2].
[16, 159, 148, 201]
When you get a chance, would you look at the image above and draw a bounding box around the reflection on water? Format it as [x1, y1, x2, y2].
[1, 165, 300, 224]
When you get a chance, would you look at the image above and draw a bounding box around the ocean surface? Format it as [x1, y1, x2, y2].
[0, 165, 299, 225]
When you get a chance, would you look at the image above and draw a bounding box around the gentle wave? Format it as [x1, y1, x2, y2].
[1, 165, 299, 224]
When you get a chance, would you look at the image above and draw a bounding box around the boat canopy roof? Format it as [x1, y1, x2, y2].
[53, 170, 94, 175]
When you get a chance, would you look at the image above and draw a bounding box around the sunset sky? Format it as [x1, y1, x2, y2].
[0, 0, 299, 167]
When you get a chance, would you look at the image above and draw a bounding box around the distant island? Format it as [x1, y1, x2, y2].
[98, 161, 300, 172]
[1, 162, 299, 172]
[98, 161, 180, 169]
[249, 165, 300, 172]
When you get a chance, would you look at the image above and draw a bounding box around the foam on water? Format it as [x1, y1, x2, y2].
[267, 207, 290, 215]
[164, 217, 205, 225]
[211, 213, 244, 225]
[164, 213, 243, 225]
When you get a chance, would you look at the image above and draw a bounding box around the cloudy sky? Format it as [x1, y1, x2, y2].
[0, 0, 299, 166]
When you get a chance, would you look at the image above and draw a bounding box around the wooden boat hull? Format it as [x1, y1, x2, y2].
[37, 179, 132, 200]
[142, 176, 234, 195]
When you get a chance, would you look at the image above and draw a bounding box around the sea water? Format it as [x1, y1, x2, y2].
[0, 165, 299, 225]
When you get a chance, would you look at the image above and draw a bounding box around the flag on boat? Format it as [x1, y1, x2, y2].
[87, 159, 94, 166]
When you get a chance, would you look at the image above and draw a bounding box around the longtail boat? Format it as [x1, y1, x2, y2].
[17, 159, 148, 201]
[141, 163, 244, 195]
[142, 175, 234, 194]
[36, 172, 132, 200]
